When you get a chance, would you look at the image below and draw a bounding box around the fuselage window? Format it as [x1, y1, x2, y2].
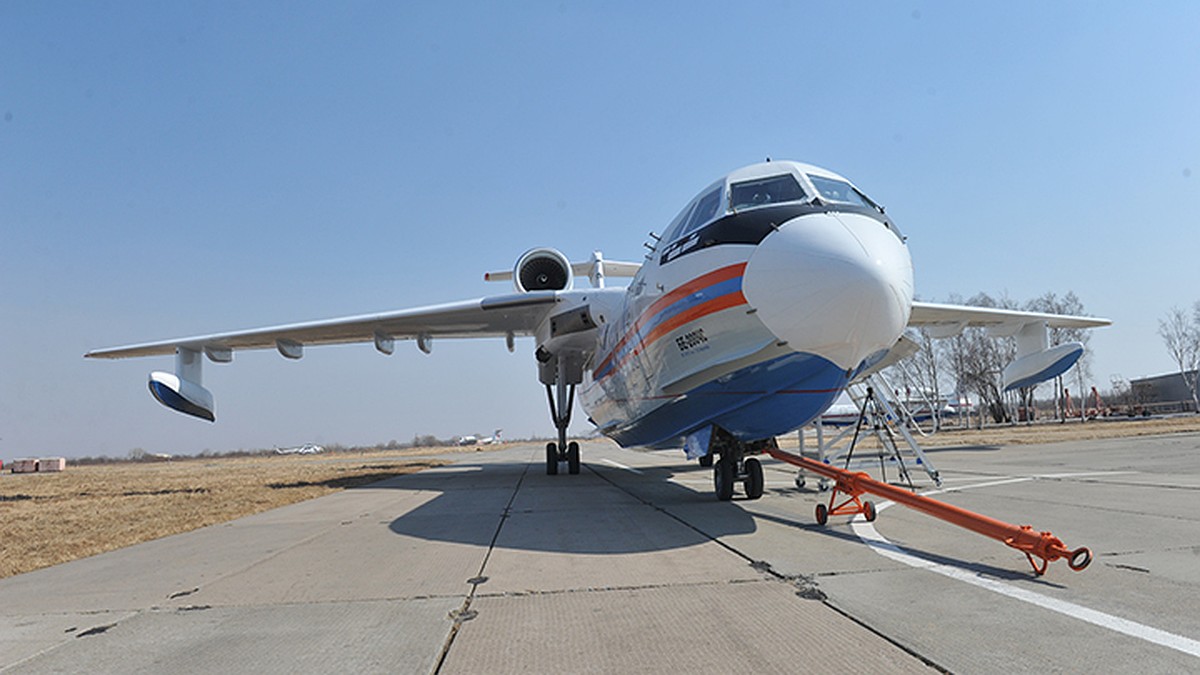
[729, 174, 808, 211]
[807, 175, 875, 208]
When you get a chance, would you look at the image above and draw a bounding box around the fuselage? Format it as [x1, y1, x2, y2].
[578, 161, 914, 449]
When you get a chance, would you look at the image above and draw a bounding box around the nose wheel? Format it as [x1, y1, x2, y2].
[713, 455, 765, 501]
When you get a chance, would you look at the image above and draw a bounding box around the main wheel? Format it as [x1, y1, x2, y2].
[713, 459, 735, 501]
[545, 442, 559, 476]
[567, 441, 580, 475]
[815, 502, 829, 526]
[743, 457, 764, 500]
[698, 453, 714, 468]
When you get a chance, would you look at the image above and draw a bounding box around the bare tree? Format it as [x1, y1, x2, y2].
[888, 326, 944, 425]
[1026, 291, 1093, 421]
[940, 292, 1018, 424]
[1158, 303, 1200, 411]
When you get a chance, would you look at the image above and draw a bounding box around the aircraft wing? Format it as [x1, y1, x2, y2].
[906, 301, 1111, 391]
[908, 301, 1112, 331]
[85, 291, 560, 360]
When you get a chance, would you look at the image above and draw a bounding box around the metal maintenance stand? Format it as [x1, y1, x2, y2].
[796, 374, 941, 490]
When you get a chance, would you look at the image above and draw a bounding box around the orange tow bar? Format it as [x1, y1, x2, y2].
[765, 448, 1092, 575]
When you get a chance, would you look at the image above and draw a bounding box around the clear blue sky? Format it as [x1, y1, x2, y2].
[3, 2, 1198, 458]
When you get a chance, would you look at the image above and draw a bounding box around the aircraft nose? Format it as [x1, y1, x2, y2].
[741, 212, 913, 371]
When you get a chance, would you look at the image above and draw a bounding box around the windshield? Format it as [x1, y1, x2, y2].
[807, 175, 875, 208]
[729, 174, 808, 211]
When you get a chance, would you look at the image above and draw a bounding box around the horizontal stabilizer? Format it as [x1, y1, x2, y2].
[570, 259, 642, 278]
[485, 249, 640, 289]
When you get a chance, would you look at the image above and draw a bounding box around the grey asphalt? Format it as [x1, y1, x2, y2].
[2, 431, 1198, 673]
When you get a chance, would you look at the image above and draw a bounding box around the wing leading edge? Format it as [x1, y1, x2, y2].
[86, 291, 564, 422]
[85, 292, 560, 360]
[908, 301, 1112, 332]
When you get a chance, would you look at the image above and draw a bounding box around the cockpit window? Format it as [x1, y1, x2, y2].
[807, 174, 875, 208]
[680, 186, 722, 237]
[660, 200, 696, 245]
[729, 174, 808, 211]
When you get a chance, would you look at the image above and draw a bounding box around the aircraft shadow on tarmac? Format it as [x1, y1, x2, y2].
[368, 457, 1060, 582]
[381, 459, 759, 555]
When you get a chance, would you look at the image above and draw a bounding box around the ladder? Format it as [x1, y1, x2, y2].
[796, 373, 942, 490]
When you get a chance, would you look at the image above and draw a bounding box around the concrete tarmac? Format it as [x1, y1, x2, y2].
[2, 432, 1198, 673]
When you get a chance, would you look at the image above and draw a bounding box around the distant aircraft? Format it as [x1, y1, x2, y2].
[88, 160, 1109, 500]
[275, 444, 324, 455]
[817, 392, 953, 427]
[456, 429, 502, 446]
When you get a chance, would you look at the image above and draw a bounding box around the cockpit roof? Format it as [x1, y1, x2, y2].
[655, 160, 898, 266]
[724, 160, 850, 185]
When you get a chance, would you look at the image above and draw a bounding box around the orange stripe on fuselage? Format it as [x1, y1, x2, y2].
[592, 261, 748, 379]
[635, 290, 747, 356]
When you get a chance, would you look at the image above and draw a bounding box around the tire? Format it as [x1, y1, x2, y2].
[698, 453, 714, 468]
[714, 459, 735, 501]
[567, 441, 580, 475]
[744, 457, 764, 500]
[545, 442, 558, 476]
[815, 502, 829, 526]
[863, 500, 876, 522]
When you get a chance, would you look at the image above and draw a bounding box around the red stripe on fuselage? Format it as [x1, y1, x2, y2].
[594, 263, 749, 380]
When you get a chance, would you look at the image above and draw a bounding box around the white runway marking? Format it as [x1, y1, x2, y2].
[851, 473, 1200, 659]
[601, 459, 643, 474]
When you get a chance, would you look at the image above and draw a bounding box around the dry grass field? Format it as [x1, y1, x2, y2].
[0, 449, 459, 579]
[3, 417, 1199, 580]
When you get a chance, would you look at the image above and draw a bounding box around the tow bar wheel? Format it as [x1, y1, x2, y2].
[815, 502, 829, 526]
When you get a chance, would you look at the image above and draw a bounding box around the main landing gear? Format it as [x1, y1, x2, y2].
[542, 350, 582, 475]
[545, 440, 580, 475]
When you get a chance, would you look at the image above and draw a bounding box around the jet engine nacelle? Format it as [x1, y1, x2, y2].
[513, 247, 574, 293]
[148, 371, 215, 421]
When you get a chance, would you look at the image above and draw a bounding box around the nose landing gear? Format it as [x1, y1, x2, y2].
[713, 454, 765, 501]
[708, 428, 770, 501]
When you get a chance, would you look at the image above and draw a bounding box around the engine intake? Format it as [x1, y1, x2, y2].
[514, 248, 573, 293]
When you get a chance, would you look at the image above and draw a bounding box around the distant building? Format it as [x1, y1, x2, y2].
[1131, 370, 1199, 408]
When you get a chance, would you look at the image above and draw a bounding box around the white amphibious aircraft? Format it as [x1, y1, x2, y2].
[88, 161, 1109, 500]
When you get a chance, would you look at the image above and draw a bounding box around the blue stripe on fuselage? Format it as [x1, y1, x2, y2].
[594, 275, 744, 381]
